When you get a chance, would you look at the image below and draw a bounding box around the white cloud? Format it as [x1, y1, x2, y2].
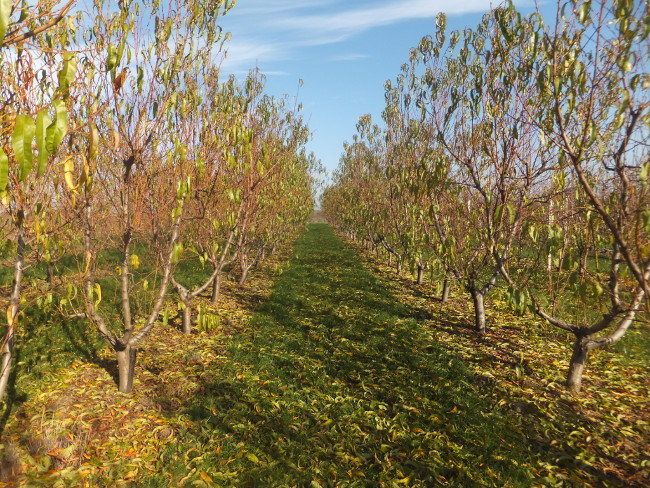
[275, 0, 491, 36]
[218, 0, 497, 74]
[220, 37, 290, 73]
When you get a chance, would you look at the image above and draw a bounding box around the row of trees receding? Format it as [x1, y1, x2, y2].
[323, 0, 649, 392]
[1, 0, 317, 397]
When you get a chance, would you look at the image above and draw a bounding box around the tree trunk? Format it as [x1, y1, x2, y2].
[566, 336, 589, 393]
[397, 259, 402, 275]
[0, 232, 25, 402]
[46, 261, 54, 286]
[388, 253, 392, 266]
[417, 263, 424, 285]
[470, 288, 486, 334]
[0, 332, 14, 402]
[579, 243, 588, 278]
[116, 345, 137, 394]
[441, 278, 450, 303]
[211, 272, 222, 304]
[181, 303, 192, 335]
[240, 252, 249, 285]
[239, 266, 250, 285]
[547, 200, 554, 272]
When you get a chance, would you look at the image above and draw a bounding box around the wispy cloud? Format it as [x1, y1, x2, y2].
[219, 0, 496, 74]
[275, 0, 491, 37]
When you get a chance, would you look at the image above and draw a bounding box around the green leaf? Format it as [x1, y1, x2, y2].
[0, 147, 8, 192]
[12, 114, 36, 181]
[46, 100, 68, 153]
[525, 222, 537, 243]
[494, 204, 504, 225]
[0, 0, 9, 47]
[245, 452, 259, 463]
[588, 120, 597, 146]
[172, 242, 184, 264]
[137, 66, 144, 93]
[578, 1, 590, 25]
[35, 108, 52, 177]
[642, 210, 650, 233]
[57, 53, 77, 93]
[640, 162, 649, 188]
[106, 44, 118, 72]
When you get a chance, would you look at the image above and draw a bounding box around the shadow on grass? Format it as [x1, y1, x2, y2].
[140, 224, 617, 487]
[0, 308, 109, 437]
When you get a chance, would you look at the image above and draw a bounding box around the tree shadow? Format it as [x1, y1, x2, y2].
[62, 321, 119, 386]
[136, 224, 637, 487]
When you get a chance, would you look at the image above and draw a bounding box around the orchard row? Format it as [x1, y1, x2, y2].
[0, 0, 317, 398]
[323, 0, 649, 392]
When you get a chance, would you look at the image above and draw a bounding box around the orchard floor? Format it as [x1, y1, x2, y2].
[2, 223, 648, 487]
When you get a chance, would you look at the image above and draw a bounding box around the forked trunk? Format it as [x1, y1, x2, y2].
[116, 345, 137, 393]
[441, 279, 450, 303]
[470, 288, 486, 334]
[566, 336, 589, 393]
[181, 303, 192, 335]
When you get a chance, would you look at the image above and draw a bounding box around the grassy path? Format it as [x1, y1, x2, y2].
[143, 224, 536, 487]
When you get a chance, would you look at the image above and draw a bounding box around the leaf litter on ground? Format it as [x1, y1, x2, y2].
[1, 223, 648, 487]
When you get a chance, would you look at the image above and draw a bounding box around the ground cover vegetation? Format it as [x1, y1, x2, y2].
[0, 0, 648, 485]
[322, 0, 649, 393]
[0, 0, 316, 402]
[2, 223, 647, 486]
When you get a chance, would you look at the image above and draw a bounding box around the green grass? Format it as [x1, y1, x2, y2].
[139, 223, 545, 487]
[3, 224, 646, 486]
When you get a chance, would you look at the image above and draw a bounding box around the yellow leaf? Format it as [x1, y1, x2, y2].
[112, 128, 120, 150]
[94, 283, 102, 308]
[199, 471, 213, 483]
[62, 156, 78, 190]
[6, 305, 14, 326]
[88, 123, 99, 160]
[123, 469, 138, 481]
[245, 452, 259, 463]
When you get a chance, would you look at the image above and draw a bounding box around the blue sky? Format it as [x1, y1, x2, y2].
[216, 0, 543, 179]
